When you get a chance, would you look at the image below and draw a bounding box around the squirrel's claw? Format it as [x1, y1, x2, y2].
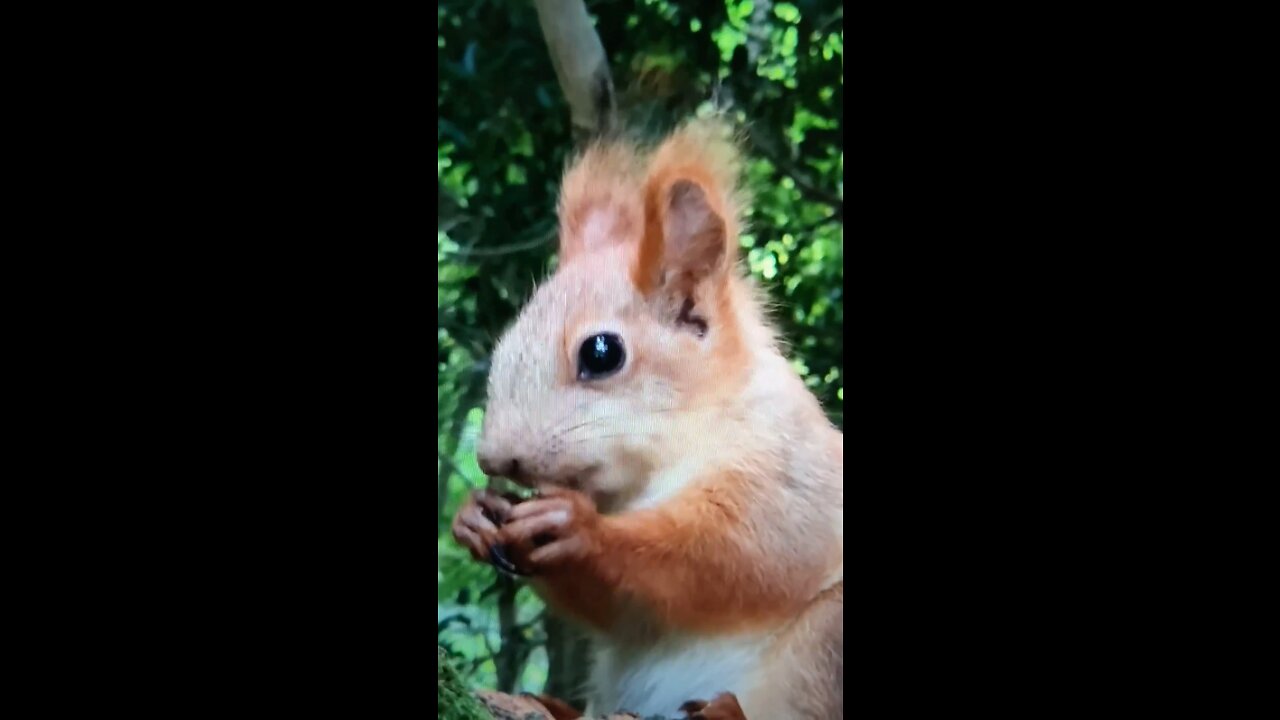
[452, 499, 500, 561]
[488, 545, 527, 577]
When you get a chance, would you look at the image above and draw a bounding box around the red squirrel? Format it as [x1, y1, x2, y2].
[451, 118, 843, 720]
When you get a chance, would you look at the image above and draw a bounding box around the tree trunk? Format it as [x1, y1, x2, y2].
[543, 614, 591, 710]
[494, 576, 525, 692]
[530, 0, 617, 142]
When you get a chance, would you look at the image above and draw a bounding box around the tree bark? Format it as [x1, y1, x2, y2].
[543, 614, 591, 708]
[494, 575, 525, 692]
[530, 0, 617, 142]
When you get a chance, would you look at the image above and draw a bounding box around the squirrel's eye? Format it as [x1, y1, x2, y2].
[577, 333, 625, 380]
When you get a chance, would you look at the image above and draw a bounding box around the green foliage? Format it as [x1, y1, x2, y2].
[438, 647, 493, 720]
[439, 0, 842, 696]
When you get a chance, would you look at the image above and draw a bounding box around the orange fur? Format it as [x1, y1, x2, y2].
[531, 694, 584, 720]
[528, 473, 834, 634]
[459, 116, 844, 719]
[557, 142, 644, 264]
[681, 693, 750, 720]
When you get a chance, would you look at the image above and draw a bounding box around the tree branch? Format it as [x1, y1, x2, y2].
[531, 0, 617, 142]
[746, 125, 844, 211]
[450, 230, 554, 257]
[439, 451, 469, 486]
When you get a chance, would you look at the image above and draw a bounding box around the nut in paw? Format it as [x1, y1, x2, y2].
[495, 487, 603, 574]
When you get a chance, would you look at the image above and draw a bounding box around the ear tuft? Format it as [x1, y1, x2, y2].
[634, 118, 746, 296]
[556, 142, 644, 264]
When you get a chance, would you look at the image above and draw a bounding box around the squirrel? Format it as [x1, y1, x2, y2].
[451, 117, 843, 720]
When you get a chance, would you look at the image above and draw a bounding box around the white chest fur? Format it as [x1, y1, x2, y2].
[588, 631, 770, 717]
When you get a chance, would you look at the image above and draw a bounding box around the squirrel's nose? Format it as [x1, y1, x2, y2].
[477, 453, 524, 481]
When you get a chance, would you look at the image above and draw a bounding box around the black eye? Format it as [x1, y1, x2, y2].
[577, 333, 625, 380]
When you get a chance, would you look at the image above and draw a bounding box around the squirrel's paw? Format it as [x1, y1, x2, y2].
[495, 487, 600, 574]
[679, 693, 748, 720]
[451, 489, 512, 562]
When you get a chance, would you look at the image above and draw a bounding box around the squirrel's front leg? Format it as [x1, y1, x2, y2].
[492, 487, 621, 629]
[496, 480, 814, 632]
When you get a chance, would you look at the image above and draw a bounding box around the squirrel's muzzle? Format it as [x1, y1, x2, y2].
[477, 452, 532, 486]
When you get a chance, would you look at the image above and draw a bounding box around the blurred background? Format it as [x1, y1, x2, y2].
[438, 0, 843, 701]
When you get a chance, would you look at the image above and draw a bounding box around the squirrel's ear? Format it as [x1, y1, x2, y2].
[634, 174, 728, 296]
[556, 144, 642, 265]
[633, 118, 743, 298]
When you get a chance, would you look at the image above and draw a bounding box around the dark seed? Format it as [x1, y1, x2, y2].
[489, 545, 526, 577]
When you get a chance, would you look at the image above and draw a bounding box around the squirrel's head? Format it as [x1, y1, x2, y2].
[478, 119, 772, 507]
